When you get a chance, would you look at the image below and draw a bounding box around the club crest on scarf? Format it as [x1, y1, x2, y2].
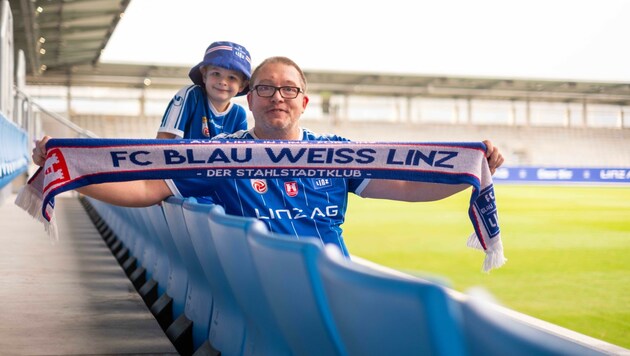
[43, 148, 70, 192]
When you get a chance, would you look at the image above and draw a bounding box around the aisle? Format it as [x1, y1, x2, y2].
[0, 194, 176, 355]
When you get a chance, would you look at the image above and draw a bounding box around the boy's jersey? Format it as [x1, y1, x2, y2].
[158, 84, 247, 139]
[165, 128, 369, 256]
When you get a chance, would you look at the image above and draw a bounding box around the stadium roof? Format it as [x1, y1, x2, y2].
[9, 0, 630, 106]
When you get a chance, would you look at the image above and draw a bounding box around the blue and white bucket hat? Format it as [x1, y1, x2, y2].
[188, 41, 252, 96]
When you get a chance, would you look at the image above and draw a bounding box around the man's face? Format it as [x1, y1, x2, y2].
[247, 62, 309, 139]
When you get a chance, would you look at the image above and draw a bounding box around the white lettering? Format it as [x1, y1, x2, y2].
[206, 169, 232, 177]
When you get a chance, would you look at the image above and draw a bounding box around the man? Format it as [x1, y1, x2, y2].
[33, 56, 504, 255]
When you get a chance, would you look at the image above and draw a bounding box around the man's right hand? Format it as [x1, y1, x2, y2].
[32, 135, 51, 167]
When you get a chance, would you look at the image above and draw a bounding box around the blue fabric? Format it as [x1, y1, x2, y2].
[158, 85, 247, 139]
[170, 129, 365, 256]
[0, 113, 29, 189]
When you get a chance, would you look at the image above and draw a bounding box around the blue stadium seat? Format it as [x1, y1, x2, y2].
[460, 296, 601, 356]
[162, 197, 212, 353]
[140, 204, 172, 298]
[182, 199, 247, 356]
[111, 205, 141, 248]
[317, 245, 467, 356]
[132, 207, 159, 281]
[247, 223, 346, 356]
[149, 202, 189, 321]
[205, 208, 292, 355]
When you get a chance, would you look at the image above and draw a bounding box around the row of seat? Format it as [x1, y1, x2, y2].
[0, 112, 29, 190]
[81, 195, 608, 356]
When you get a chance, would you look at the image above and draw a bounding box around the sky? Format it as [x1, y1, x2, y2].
[101, 0, 630, 83]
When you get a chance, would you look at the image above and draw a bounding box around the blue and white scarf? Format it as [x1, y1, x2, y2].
[15, 138, 506, 272]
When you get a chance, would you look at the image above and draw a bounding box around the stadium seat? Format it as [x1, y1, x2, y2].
[123, 207, 154, 287]
[460, 296, 602, 356]
[246, 223, 346, 356]
[148, 202, 189, 325]
[137, 204, 173, 303]
[204, 207, 292, 355]
[132, 207, 159, 281]
[317, 245, 467, 356]
[162, 196, 213, 354]
[182, 199, 247, 356]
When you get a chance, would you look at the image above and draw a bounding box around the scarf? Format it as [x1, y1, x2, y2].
[15, 138, 506, 272]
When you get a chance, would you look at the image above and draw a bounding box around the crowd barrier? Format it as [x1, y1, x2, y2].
[80, 195, 617, 356]
[0, 112, 28, 191]
[494, 166, 630, 184]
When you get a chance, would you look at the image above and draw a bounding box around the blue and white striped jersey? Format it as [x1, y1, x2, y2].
[158, 85, 247, 139]
[166, 128, 369, 256]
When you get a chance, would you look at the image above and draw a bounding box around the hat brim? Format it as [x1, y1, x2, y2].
[188, 62, 250, 97]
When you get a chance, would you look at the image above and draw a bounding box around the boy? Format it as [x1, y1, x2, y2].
[157, 41, 251, 139]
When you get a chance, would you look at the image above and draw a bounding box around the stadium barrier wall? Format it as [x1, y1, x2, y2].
[494, 166, 630, 184]
[82, 196, 627, 356]
[0, 112, 28, 191]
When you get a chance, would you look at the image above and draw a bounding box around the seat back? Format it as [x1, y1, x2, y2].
[162, 196, 212, 350]
[131, 207, 158, 281]
[317, 246, 467, 356]
[247, 223, 346, 356]
[141, 204, 172, 297]
[205, 208, 291, 355]
[182, 199, 247, 356]
[461, 296, 600, 356]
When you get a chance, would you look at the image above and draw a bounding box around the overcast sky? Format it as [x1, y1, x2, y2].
[101, 0, 630, 82]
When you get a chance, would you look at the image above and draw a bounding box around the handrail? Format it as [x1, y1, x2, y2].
[14, 87, 98, 138]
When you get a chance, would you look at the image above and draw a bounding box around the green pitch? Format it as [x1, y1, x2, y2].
[342, 185, 630, 349]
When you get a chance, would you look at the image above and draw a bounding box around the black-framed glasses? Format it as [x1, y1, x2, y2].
[253, 85, 303, 99]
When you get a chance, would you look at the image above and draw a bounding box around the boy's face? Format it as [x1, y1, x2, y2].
[201, 65, 248, 110]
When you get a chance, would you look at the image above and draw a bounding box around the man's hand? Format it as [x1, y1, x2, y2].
[32, 135, 51, 167]
[483, 139, 504, 175]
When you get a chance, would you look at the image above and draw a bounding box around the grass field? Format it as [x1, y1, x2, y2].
[342, 184, 630, 349]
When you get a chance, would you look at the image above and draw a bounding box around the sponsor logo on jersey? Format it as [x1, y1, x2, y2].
[251, 179, 267, 194]
[284, 181, 298, 197]
[255, 205, 339, 220]
[311, 178, 332, 189]
[173, 95, 183, 106]
[43, 148, 70, 192]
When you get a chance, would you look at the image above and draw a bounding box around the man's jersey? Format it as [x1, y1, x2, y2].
[158, 85, 247, 139]
[165, 128, 369, 256]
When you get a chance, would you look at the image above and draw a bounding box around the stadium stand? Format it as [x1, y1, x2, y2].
[77, 196, 629, 355]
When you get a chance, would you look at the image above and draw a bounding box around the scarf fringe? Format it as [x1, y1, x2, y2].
[482, 246, 507, 273]
[14, 185, 59, 241]
[467, 232, 484, 250]
[467, 233, 507, 273]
